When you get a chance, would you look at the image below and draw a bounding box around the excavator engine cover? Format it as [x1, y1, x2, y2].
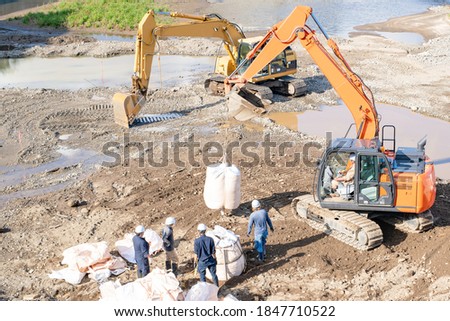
[227, 85, 270, 121]
[112, 93, 140, 128]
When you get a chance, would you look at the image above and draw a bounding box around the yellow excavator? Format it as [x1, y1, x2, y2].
[226, 6, 436, 250]
[113, 10, 307, 127]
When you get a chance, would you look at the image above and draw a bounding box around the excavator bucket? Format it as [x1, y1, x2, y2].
[227, 85, 270, 121]
[112, 93, 141, 128]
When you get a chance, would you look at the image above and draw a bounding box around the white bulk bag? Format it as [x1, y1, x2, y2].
[61, 241, 111, 272]
[203, 163, 241, 210]
[224, 165, 241, 210]
[115, 233, 137, 263]
[48, 267, 86, 285]
[99, 268, 183, 301]
[185, 282, 219, 301]
[206, 225, 246, 281]
[203, 163, 226, 209]
[143, 229, 164, 254]
[115, 230, 163, 263]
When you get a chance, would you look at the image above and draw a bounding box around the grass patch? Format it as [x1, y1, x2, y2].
[17, 0, 169, 30]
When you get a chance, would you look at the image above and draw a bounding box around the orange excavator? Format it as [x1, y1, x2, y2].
[226, 6, 436, 250]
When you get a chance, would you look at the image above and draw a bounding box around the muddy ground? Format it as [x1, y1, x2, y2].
[0, 4, 449, 301]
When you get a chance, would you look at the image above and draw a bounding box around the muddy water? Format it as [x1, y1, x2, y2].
[376, 31, 425, 45]
[0, 55, 216, 89]
[268, 103, 450, 179]
[203, 0, 449, 37]
[0, 147, 114, 206]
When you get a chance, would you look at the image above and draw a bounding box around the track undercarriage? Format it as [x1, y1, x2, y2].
[291, 194, 434, 250]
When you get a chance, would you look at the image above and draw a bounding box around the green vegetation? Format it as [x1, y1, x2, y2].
[17, 0, 169, 30]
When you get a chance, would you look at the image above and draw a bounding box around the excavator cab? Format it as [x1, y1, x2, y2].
[234, 37, 298, 83]
[318, 138, 396, 210]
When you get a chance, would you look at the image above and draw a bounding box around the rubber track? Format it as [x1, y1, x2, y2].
[244, 83, 274, 100]
[292, 195, 383, 251]
[288, 79, 308, 97]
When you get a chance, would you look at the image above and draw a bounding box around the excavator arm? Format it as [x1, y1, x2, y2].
[226, 6, 379, 139]
[113, 10, 246, 127]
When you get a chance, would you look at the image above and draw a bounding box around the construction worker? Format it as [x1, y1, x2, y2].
[194, 223, 219, 287]
[132, 225, 151, 278]
[162, 216, 179, 276]
[247, 199, 274, 262]
[331, 153, 356, 197]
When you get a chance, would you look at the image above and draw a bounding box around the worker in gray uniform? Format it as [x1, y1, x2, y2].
[162, 216, 179, 276]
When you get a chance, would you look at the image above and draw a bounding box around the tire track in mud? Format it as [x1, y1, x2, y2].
[39, 104, 115, 133]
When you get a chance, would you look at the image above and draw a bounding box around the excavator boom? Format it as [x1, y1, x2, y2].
[227, 6, 379, 139]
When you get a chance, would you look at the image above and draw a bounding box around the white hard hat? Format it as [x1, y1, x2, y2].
[165, 217, 176, 225]
[349, 154, 356, 161]
[252, 199, 261, 208]
[197, 223, 207, 231]
[135, 225, 145, 234]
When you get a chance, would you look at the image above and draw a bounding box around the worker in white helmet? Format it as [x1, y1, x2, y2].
[247, 199, 274, 262]
[162, 217, 179, 276]
[132, 225, 151, 278]
[194, 223, 219, 286]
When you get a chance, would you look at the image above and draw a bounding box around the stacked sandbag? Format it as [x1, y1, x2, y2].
[115, 229, 163, 263]
[205, 225, 246, 281]
[99, 268, 184, 301]
[48, 241, 127, 284]
[203, 163, 241, 210]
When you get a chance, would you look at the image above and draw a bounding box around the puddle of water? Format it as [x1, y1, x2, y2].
[268, 103, 450, 179]
[0, 55, 216, 89]
[0, 147, 114, 206]
[377, 31, 424, 45]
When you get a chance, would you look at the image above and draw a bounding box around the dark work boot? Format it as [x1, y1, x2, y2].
[171, 263, 178, 277]
[165, 260, 171, 272]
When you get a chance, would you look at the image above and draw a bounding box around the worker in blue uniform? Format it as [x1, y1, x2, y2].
[247, 199, 274, 262]
[194, 223, 219, 287]
[132, 225, 151, 278]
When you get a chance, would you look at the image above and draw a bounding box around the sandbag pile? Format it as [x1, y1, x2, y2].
[203, 163, 241, 210]
[99, 268, 184, 301]
[205, 225, 246, 281]
[48, 241, 127, 284]
[115, 229, 163, 264]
